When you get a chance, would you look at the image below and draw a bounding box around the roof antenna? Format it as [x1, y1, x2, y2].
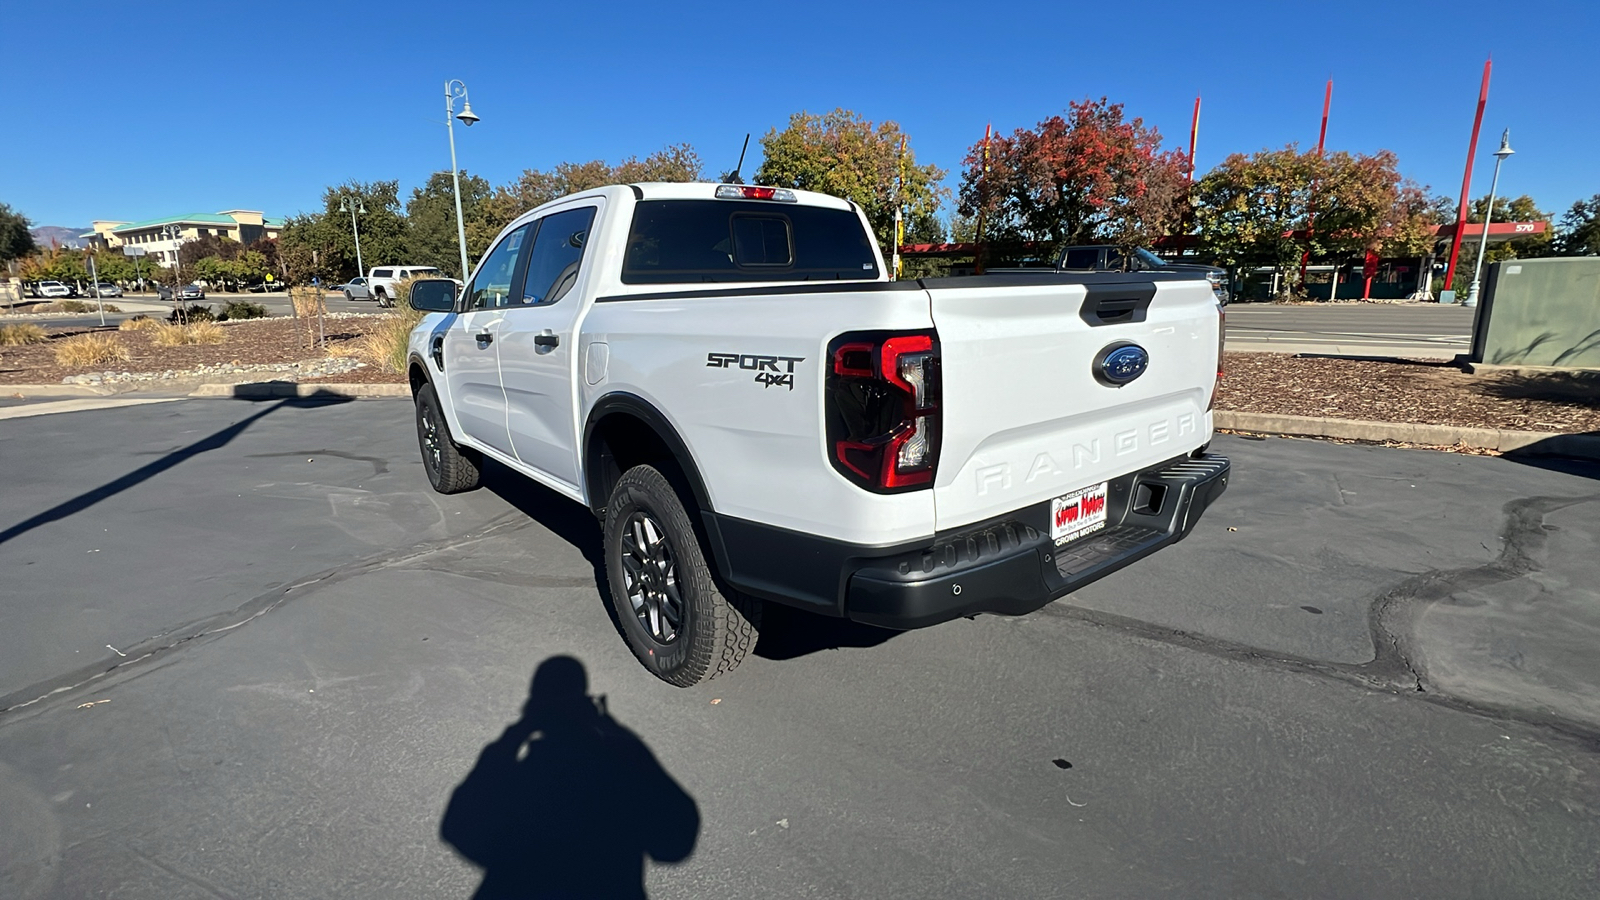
[727, 134, 750, 185]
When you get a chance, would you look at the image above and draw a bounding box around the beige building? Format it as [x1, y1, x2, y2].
[82, 210, 284, 268]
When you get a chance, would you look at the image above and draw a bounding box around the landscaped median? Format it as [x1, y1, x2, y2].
[1213, 353, 1600, 458]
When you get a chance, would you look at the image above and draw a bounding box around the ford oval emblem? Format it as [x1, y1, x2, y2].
[1094, 342, 1149, 387]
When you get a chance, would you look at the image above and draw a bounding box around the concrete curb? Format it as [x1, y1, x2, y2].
[1214, 411, 1600, 459]
[188, 382, 409, 399]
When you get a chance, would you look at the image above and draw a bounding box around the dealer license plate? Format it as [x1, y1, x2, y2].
[1051, 482, 1109, 546]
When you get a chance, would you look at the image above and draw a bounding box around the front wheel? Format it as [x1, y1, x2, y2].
[343, 290, 353, 302]
[603, 465, 761, 686]
[414, 383, 481, 494]
[375, 290, 390, 308]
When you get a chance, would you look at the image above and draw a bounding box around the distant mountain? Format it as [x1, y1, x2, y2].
[31, 226, 88, 250]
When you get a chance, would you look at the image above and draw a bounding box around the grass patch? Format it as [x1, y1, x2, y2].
[151, 321, 227, 346]
[119, 315, 159, 331]
[0, 323, 48, 345]
[54, 333, 131, 367]
[333, 305, 424, 373]
[33, 300, 122, 314]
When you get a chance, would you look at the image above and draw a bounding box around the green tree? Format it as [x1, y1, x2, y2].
[0, 203, 36, 265]
[1557, 194, 1600, 256]
[1192, 146, 1321, 295]
[278, 180, 407, 284]
[476, 144, 707, 251]
[756, 110, 947, 254]
[406, 170, 493, 278]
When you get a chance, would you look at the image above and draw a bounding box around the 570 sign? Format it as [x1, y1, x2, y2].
[706, 352, 806, 391]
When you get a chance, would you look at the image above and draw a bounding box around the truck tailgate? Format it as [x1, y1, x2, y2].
[926, 274, 1220, 531]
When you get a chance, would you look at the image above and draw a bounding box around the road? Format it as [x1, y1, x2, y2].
[1225, 302, 1476, 357]
[1, 399, 1597, 899]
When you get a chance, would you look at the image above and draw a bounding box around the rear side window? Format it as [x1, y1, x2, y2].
[373, 268, 393, 278]
[519, 207, 597, 306]
[622, 200, 878, 284]
[1060, 249, 1099, 270]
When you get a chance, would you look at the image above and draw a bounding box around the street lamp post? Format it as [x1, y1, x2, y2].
[1464, 129, 1515, 309]
[339, 194, 367, 283]
[160, 224, 185, 319]
[443, 79, 481, 283]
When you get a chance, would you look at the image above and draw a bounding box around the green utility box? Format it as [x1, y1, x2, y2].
[1470, 258, 1600, 367]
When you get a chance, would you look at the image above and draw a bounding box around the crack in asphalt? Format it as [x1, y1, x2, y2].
[1041, 492, 1600, 750]
[0, 514, 534, 723]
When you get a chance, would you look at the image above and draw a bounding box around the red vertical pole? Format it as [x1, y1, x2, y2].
[974, 123, 992, 275]
[1300, 80, 1332, 290]
[1443, 59, 1491, 297]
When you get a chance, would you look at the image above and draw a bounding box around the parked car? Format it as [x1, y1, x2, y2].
[367, 266, 443, 307]
[404, 183, 1230, 686]
[87, 282, 123, 298]
[246, 280, 285, 293]
[179, 284, 206, 301]
[36, 281, 72, 299]
[1057, 245, 1231, 304]
[336, 276, 372, 301]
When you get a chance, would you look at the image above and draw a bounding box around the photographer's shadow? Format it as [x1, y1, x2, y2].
[441, 656, 700, 899]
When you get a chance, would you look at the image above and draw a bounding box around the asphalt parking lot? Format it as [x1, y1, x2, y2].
[1, 398, 1596, 899]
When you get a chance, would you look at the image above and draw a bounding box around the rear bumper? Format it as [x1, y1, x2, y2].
[704, 452, 1230, 629]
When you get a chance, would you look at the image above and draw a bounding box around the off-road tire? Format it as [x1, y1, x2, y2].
[415, 382, 481, 494]
[603, 465, 761, 686]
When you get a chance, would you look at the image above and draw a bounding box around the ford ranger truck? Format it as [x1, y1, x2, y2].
[404, 182, 1230, 686]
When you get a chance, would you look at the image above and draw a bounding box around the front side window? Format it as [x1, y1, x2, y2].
[519, 207, 597, 306]
[468, 224, 533, 309]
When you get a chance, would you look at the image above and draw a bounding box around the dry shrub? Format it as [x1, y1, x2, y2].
[0, 323, 48, 345]
[119, 315, 159, 331]
[333, 305, 425, 373]
[54, 333, 131, 367]
[151, 321, 227, 347]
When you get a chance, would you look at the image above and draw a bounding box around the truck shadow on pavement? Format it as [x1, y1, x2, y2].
[480, 461, 901, 662]
[0, 393, 352, 548]
[440, 655, 700, 899]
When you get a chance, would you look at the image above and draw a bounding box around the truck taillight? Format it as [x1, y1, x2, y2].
[1208, 303, 1225, 411]
[827, 331, 941, 492]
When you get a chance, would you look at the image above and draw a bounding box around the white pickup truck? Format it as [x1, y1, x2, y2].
[405, 182, 1230, 686]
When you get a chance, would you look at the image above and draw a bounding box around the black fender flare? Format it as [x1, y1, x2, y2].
[582, 392, 713, 515]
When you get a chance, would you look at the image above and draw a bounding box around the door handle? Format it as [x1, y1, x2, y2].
[475, 332, 493, 344]
[534, 330, 559, 349]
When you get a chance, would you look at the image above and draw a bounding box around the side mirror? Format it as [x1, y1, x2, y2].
[409, 278, 458, 312]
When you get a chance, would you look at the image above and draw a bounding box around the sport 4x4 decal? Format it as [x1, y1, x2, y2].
[706, 352, 806, 390]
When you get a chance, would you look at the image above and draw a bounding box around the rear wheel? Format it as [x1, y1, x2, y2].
[603, 465, 761, 686]
[414, 383, 481, 494]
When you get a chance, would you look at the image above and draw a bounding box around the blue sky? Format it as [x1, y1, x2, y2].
[7, 0, 1598, 229]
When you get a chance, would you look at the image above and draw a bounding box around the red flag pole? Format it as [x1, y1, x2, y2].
[1300, 80, 1332, 292]
[1443, 60, 1490, 300]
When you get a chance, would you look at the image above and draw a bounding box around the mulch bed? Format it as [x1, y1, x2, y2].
[0, 316, 382, 385]
[1217, 353, 1600, 433]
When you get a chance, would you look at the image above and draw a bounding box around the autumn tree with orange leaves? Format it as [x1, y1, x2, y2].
[957, 98, 1190, 263]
